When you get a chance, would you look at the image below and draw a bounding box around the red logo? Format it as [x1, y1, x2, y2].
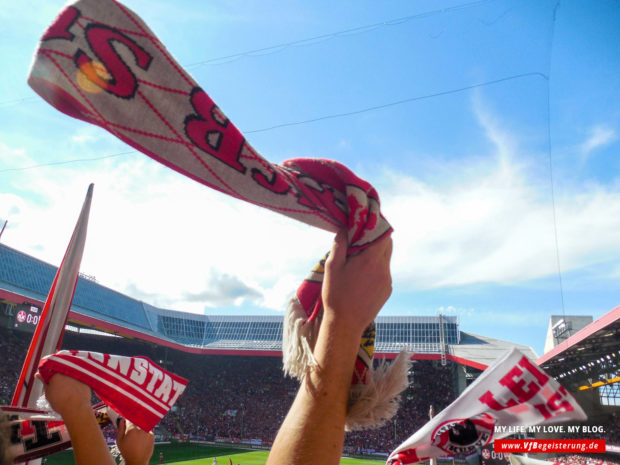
[17, 311, 27, 323]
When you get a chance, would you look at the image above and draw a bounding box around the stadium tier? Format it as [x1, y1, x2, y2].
[1, 243, 619, 458]
[0, 242, 534, 372]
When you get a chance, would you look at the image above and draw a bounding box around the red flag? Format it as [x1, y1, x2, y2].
[12, 184, 94, 408]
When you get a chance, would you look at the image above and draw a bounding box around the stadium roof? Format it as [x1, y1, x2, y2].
[536, 305, 620, 387]
[0, 243, 535, 368]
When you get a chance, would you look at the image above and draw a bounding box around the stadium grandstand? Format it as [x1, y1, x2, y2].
[1, 242, 618, 459]
[535, 308, 620, 464]
[0, 243, 535, 371]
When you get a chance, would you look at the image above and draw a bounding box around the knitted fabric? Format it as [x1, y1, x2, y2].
[28, 0, 408, 429]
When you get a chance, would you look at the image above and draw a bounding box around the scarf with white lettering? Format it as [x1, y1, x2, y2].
[2, 403, 113, 463]
[37, 351, 187, 433]
[28, 0, 409, 429]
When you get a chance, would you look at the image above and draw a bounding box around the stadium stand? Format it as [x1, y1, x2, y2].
[536, 307, 620, 465]
[0, 243, 535, 370]
[1, 243, 618, 458]
[0, 324, 457, 454]
[553, 456, 619, 465]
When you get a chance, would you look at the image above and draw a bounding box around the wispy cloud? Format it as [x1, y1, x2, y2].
[580, 124, 617, 157]
[72, 134, 96, 144]
[380, 98, 620, 290]
[2, 95, 619, 317]
[438, 305, 475, 318]
[0, 146, 330, 314]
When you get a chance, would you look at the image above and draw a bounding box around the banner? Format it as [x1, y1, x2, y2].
[387, 349, 586, 465]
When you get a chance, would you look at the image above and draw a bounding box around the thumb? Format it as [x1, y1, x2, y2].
[117, 417, 127, 439]
[327, 229, 348, 268]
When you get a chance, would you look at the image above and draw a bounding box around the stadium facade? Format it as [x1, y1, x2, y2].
[0, 243, 535, 372]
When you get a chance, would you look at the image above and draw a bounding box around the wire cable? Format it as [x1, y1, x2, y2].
[0, 150, 137, 173]
[184, 0, 496, 69]
[544, 2, 567, 321]
[0, 70, 546, 173]
[0, 0, 497, 108]
[245, 72, 548, 134]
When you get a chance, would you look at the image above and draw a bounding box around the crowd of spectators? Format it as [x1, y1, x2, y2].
[554, 455, 620, 465]
[161, 354, 457, 454]
[158, 352, 298, 443]
[0, 326, 458, 453]
[559, 411, 620, 445]
[344, 360, 456, 454]
[0, 327, 30, 405]
[1, 325, 618, 457]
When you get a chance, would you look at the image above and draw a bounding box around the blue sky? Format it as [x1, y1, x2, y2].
[0, 0, 618, 357]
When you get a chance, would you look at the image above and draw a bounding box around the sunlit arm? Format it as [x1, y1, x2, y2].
[267, 231, 392, 465]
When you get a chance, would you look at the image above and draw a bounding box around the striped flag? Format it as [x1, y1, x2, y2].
[12, 184, 94, 408]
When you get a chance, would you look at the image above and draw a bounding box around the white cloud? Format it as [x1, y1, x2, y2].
[71, 134, 96, 144]
[378, 101, 620, 290]
[2, 97, 619, 317]
[0, 141, 31, 169]
[1, 151, 331, 315]
[438, 306, 474, 318]
[581, 125, 617, 156]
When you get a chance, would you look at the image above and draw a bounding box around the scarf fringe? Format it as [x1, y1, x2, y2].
[345, 350, 411, 431]
[284, 298, 411, 430]
[282, 297, 319, 378]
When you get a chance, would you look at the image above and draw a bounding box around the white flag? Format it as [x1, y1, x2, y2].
[388, 348, 586, 465]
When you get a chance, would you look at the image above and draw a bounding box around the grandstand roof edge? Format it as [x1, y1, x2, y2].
[460, 330, 538, 357]
[68, 310, 206, 353]
[536, 305, 620, 366]
[0, 243, 149, 306]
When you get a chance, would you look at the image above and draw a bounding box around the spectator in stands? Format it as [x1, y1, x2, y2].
[266, 231, 393, 465]
[0, 409, 12, 465]
[39, 373, 154, 465]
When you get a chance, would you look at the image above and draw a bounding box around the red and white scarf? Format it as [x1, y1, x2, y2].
[5, 352, 185, 462]
[38, 350, 188, 433]
[28, 0, 409, 429]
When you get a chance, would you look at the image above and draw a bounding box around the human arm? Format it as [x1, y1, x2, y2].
[40, 373, 116, 465]
[266, 230, 393, 465]
[116, 418, 155, 465]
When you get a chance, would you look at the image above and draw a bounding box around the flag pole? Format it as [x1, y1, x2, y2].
[12, 184, 94, 408]
[429, 405, 437, 465]
[0, 219, 7, 241]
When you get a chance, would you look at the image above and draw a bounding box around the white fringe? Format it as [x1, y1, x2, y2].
[36, 395, 52, 411]
[282, 297, 320, 379]
[283, 297, 411, 431]
[345, 350, 411, 431]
